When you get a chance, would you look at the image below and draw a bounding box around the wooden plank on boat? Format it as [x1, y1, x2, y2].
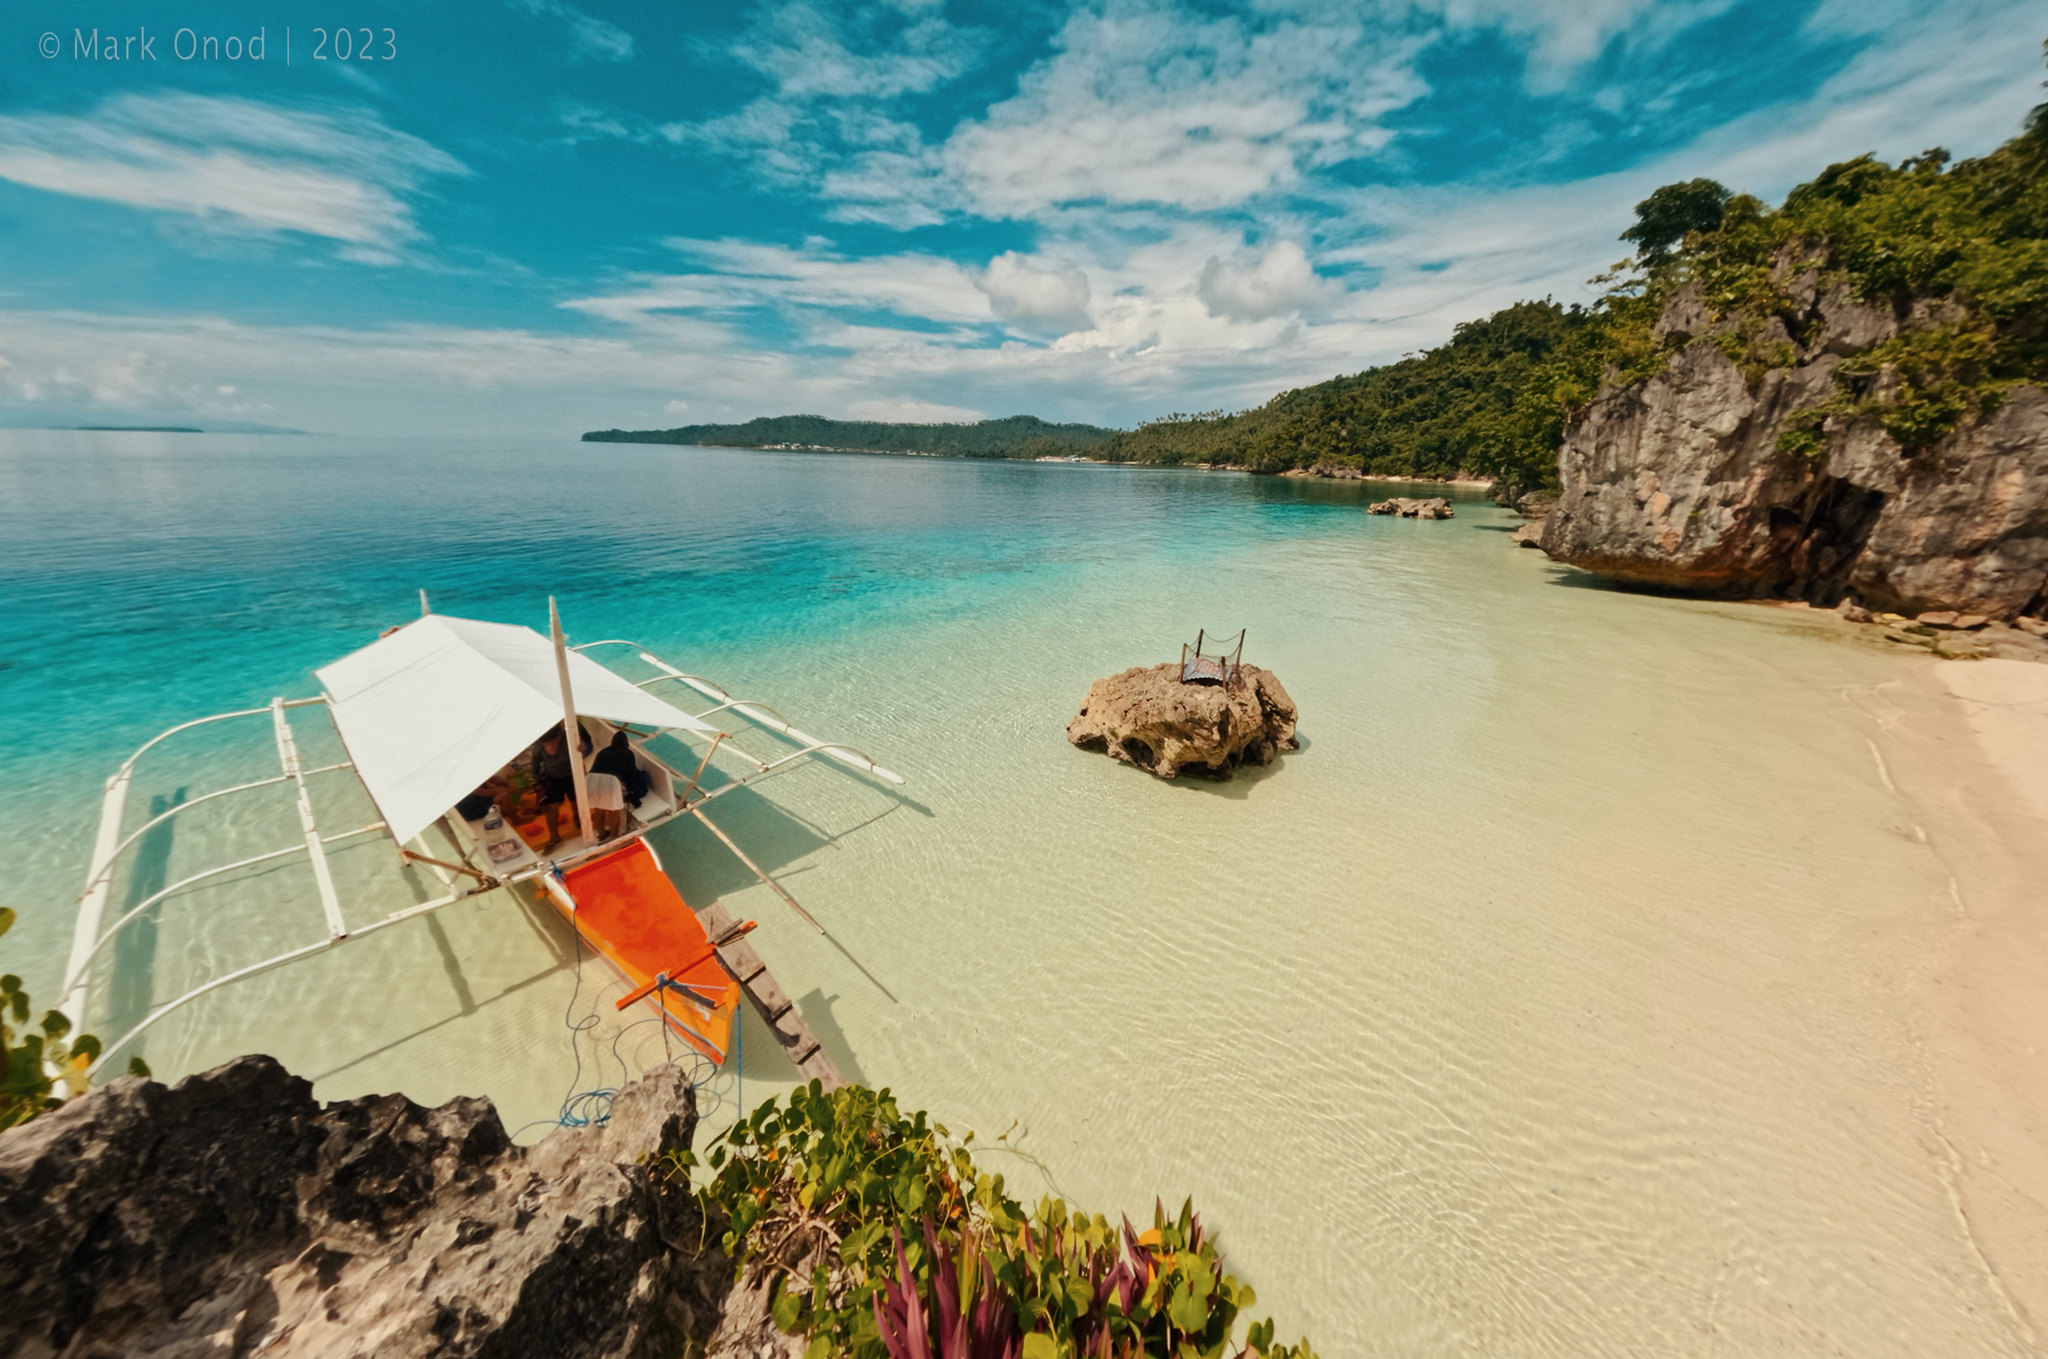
[695, 899, 845, 1091]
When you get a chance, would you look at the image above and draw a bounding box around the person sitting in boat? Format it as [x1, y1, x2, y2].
[454, 772, 513, 822]
[530, 726, 580, 852]
[590, 730, 650, 808]
[585, 771, 627, 841]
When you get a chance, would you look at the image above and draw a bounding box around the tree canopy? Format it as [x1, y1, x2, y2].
[1620, 178, 1734, 261]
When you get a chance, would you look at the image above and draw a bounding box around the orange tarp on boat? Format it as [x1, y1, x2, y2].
[552, 839, 736, 1064]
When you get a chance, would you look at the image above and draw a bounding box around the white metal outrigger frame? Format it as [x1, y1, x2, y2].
[61, 640, 904, 1078]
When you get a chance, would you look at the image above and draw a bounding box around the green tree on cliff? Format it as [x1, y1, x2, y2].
[1621, 178, 1734, 262]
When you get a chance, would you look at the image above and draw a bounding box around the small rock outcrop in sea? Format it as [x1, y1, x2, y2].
[1508, 490, 1555, 548]
[1368, 496, 1455, 519]
[1539, 265, 2048, 621]
[0, 1055, 725, 1359]
[1067, 663, 1298, 779]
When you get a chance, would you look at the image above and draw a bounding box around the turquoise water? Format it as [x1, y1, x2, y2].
[1, 430, 2033, 1357]
[1, 429, 1344, 971]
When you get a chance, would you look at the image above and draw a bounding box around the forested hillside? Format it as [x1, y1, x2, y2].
[1097, 298, 1624, 493]
[583, 413, 1114, 458]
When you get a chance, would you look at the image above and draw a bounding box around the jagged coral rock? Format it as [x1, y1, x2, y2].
[1368, 496, 1456, 518]
[0, 1055, 725, 1359]
[1067, 662, 1298, 779]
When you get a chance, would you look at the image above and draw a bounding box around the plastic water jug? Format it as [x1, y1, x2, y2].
[482, 807, 521, 864]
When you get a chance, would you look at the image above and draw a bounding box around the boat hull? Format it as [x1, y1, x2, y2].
[545, 839, 736, 1064]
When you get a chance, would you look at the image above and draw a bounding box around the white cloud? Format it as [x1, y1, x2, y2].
[509, 0, 636, 61]
[732, 2, 982, 99]
[819, 149, 954, 227]
[565, 238, 994, 326]
[847, 398, 986, 422]
[943, 1, 1427, 217]
[664, 398, 691, 415]
[975, 252, 1093, 332]
[1421, 0, 1739, 92]
[0, 93, 466, 255]
[664, 1, 983, 217]
[1196, 241, 1336, 321]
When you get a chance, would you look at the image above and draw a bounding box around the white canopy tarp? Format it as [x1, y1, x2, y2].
[317, 614, 715, 846]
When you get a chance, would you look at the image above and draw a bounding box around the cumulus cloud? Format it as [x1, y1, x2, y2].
[975, 252, 1093, 332]
[0, 93, 466, 256]
[1196, 241, 1336, 321]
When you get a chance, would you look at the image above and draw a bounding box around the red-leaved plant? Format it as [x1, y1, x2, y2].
[872, 1222, 1020, 1359]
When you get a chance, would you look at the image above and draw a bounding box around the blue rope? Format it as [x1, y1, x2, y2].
[551, 899, 616, 1127]
[509, 871, 729, 1141]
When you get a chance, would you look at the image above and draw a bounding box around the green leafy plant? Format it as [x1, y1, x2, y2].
[1, 907, 148, 1130]
[690, 1081, 1316, 1359]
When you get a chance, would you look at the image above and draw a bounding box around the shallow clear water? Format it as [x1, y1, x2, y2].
[0, 430, 2029, 1356]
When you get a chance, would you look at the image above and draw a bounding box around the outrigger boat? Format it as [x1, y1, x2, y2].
[58, 596, 903, 1084]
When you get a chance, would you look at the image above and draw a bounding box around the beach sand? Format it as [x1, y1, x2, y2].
[1865, 659, 2048, 1343]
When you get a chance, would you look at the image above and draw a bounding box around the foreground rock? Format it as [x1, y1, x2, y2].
[1368, 496, 1455, 519]
[1539, 270, 2048, 621]
[0, 1056, 725, 1359]
[1068, 663, 1298, 778]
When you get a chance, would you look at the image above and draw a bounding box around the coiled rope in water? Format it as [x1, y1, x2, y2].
[511, 876, 725, 1140]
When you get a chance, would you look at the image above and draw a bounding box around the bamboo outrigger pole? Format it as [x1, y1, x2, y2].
[549, 596, 598, 847]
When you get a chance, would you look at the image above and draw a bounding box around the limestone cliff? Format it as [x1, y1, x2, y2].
[1540, 272, 2048, 620]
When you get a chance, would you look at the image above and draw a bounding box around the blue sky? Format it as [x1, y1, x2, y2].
[0, 0, 2042, 435]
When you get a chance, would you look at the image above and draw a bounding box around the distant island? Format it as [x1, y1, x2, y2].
[583, 413, 1115, 459]
[18, 421, 311, 434]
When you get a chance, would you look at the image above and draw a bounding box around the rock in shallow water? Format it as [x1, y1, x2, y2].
[0, 1055, 725, 1359]
[1367, 496, 1455, 519]
[1067, 662, 1298, 779]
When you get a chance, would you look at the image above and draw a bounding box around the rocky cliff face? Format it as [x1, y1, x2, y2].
[1540, 276, 2048, 620]
[0, 1056, 726, 1359]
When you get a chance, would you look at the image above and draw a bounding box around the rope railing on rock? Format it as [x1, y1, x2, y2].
[1179, 627, 1246, 685]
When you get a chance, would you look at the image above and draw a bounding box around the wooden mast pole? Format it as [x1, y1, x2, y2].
[549, 596, 597, 846]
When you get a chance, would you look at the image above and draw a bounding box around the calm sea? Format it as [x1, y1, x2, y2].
[0, 430, 2029, 1357]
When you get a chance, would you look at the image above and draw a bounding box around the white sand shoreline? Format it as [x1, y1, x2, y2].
[1879, 659, 2048, 1341]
